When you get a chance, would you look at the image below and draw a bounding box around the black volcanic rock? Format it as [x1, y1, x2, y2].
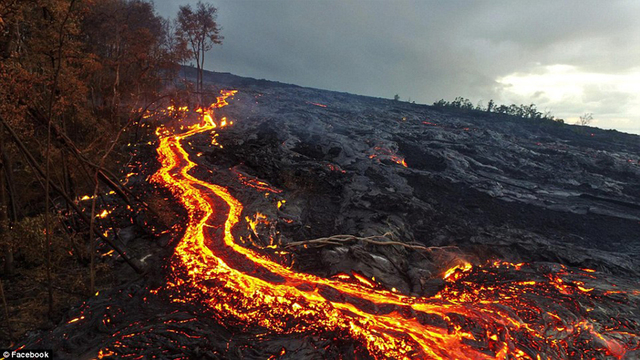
[201, 71, 640, 282]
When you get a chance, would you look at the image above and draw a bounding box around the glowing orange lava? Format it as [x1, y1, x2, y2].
[369, 146, 408, 167]
[142, 90, 637, 359]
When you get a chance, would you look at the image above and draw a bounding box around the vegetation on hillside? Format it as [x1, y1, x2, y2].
[433, 97, 566, 123]
[0, 0, 221, 343]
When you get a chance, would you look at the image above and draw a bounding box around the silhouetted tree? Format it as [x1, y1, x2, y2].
[487, 99, 494, 112]
[433, 98, 560, 122]
[579, 113, 593, 126]
[450, 97, 474, 109]
[177, 1, 222, 101]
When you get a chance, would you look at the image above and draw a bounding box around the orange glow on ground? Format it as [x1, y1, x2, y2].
[107, 89, 639, 359]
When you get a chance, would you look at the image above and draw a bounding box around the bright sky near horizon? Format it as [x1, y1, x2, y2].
[155, 0, 640, 135]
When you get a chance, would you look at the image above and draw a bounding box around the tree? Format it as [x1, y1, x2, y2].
[83, 0, 173, 112]
[433, 97, 560, 122]
[486, 99, 494, 112]
[161, 19, 191, 79]
[450, 97, 473, 110]
[579, 112, 593, 126]
[393, 94, 400, 101]
[177, 1, 222, 101]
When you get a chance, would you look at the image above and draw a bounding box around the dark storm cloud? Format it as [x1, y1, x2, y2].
[154, 0, 640, 134]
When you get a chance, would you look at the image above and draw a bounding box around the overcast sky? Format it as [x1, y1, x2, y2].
[154, 0, 640, 135]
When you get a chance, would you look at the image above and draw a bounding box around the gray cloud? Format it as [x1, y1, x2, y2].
[155, 0, 640, 134]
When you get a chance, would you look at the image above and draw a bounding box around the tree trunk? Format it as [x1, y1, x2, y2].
[61, 118, 75, 200]
[3, 150, 19, 225]
[112, 27, 121, 111]
[3, 19, 20, 58]
[113, 60, 120, 110]
[194, 40, 202, 105]
[42, 0, 80, 318]
[45, 117, 54, 318]
[88, 172, 99, 295]
[199, 40, 205, 95]
[60, 118, 77, 232]
[0, 130, 14, 276]
[0, 279, 11, 341]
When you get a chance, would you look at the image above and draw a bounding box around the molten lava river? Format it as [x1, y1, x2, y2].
[128, 90, 638, 359]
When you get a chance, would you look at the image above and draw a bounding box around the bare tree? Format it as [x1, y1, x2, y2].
[177, 1, 222, 102]
[579, 112, 593, 126]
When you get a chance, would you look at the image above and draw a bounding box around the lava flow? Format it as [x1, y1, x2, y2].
[134, 90, 638, 359]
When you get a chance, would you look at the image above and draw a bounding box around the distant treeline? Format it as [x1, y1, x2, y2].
[433, 97, 564, 123]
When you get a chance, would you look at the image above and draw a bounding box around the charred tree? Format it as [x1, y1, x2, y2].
[177, 1, 222, 103]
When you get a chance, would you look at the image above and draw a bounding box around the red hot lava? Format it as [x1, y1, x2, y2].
[99, 90, 639, 359]
[369, 146, 408, 167]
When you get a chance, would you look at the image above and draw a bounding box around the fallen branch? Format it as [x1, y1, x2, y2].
[285, 233, 457, 253]
[0, 115, 144, 274]
[27, 107, 132, 205]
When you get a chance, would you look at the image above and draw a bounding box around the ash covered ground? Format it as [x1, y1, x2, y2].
[20, 70, 640, 359]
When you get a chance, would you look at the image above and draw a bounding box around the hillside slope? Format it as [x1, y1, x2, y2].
[196, 68, 640, 282]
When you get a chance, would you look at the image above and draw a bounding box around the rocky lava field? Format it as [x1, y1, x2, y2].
[19, 71, 640, 359]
